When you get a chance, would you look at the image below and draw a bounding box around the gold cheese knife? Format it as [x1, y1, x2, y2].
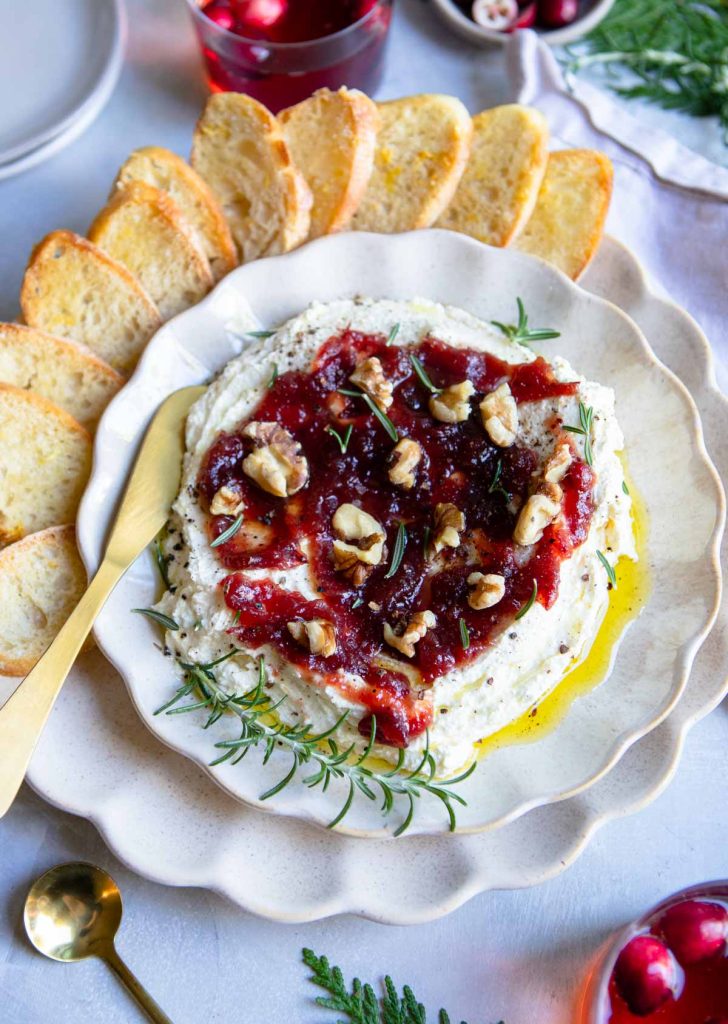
[0, 384, 206, 818]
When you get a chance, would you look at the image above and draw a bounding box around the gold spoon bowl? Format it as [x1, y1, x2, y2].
[24, 861, 174, 1023]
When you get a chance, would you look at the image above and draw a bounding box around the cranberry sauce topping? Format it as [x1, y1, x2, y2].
[198, 329, 594, 748]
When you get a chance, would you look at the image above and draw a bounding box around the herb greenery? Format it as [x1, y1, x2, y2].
[491, 298, 560, 347]
[596, 549, 618, 589]
[564, 0, 728, 142]
[339, 387, 399, 443]
[563, 402, 594, 467]
[303, 949, 504, 1024]
[326, 423, 354, 454]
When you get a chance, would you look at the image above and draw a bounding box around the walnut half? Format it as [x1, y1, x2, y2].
[383, 610, 436, 658]
[513, 493, 561, 546]
[209, 484, 244, 516]
[479, 382, 518, 448]
[467, 572, 505, 610]
[431, 502, 465, 555]
[332, 503, 386, 585]
[388, 438, 422, 490]
[287, 619, 337, 657]
[429, 380, 475, 424]
[349, 356, 393, 412]
[242, 421, 308, 498]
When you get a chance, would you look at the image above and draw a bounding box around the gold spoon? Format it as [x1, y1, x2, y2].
[0, 384, 206, 818]
[24, 861, 174, 1023]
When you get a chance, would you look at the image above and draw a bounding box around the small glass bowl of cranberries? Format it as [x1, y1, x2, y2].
[580, 881, 728, 1024]
[431, 0, 615, 46]
[185, 0, 394, 113]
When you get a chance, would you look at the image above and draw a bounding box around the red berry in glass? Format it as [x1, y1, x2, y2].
[613, 935, 680, 1017]
[537, 0, 579, 27]
[657, 900, 728, 966]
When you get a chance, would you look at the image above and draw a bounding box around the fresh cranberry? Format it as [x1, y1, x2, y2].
[203, 0, 236, 31]
[705, 1019, 728, 1024]
[614, 935, 680, 1017]
[537, 0, 579, 28]
[507, 2, 536, 29]
[471, 0, 519, 30]
[657, 900, 728, 966]
[232, 0, 287, 30]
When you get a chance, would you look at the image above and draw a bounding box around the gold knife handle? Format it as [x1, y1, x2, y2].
[0, 558, 122, 817]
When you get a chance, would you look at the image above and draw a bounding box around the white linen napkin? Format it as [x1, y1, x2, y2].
[505, 31, 728, 390]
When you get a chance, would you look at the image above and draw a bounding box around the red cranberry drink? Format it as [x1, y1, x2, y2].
[187, 0, 394, 111]
[581, 882, 728, 1023]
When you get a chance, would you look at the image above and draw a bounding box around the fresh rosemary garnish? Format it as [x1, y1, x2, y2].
[409, 353, 442, 394]
[459, 617, 470, 650]
[488, 458, 510, 501]
[132, 607, 179, 631]
[232, 609, 242, 626]
[622, 479, 630, 496]
[246, 329, 275, 338]
[153, 533, 172, 589]
[386, 323, 400, 346]
[339, 387, 399, 442]
[302, 948, 502, 1024]
[156, 654, 475, 835]
[384, 522, 408, 579]
[597, 549, 618, 589]
[514, 579, 538, 621]
[564, 0, 728, 143]
[491, 298, 560, 346]
[352, 596, 364, 609]
[423, 526, 431, 555]
[563, 401, 594, 466]
[267, 363, 278, 388]
[210, 513, 244, 548]
[325, 423, 353, 454]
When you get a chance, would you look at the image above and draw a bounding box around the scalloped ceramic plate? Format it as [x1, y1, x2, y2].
[74, 231, 724, 838]
[10, 235, 726, 919]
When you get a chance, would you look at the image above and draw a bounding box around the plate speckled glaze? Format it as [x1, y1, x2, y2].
[4, 234, 724, 920]
[74, 231, 723, 838]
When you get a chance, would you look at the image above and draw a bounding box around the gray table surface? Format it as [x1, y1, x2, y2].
[1, 2, 726, 1022]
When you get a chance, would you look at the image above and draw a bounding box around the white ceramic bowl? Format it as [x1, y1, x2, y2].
[78, 231, 723, 838]
[430, 0, 615, 47]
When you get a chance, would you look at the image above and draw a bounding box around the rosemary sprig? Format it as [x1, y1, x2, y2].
[158, 654, 476, 835]
[352, 596, 364, 609]
[325, 423, 354, 454]
[302, 949, 504, 1024]
[488, 458, 510, 501]
[210, 513, 244, 548]
[563, 0, 728, 143]
[339, 387, 399, 442]
[597, 549, 618, 589]
[409, 353, 442, 394]
[491, 298, 560, 346]
[459, 618, 470, 650]
[387, 323, 401, 346]
[514, 579, 538, 622]
[563, 401, 594, 466]
[384, 522, 408, 579]
[246, 329, 275, 339]
[153, 533, 172, 589]
[133, 608, 179, 631]
[267, 363, 278, 389]
[622, 479, 630, 496]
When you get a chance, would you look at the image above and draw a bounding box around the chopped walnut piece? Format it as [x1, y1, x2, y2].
[383, 610, 436, 658]
[467, 572, 506, 610]
[349, 356, 393, 412]
[431, 502, 465, 555]
[209, 484, 244, 516]
[543, 442, 572, 485]
[479, 382, 518, 448]
[242, 421, 308, 498]
[514, 493, 561, 546]
[287, 619, 337, 657]
[429, 380, 475, 423]
[388, 438, 422, 489]
[332, 502, 385, 584]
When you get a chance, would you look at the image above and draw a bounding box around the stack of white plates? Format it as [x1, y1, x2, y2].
[0, 0, 125, 181]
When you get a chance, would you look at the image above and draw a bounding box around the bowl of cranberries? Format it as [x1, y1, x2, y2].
[581, 882, 728, 1023]
[430, 0, 615, 46]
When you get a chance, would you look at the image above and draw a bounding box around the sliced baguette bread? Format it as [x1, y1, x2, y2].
[20, 230, 162, 376]
[0, 323, 123, 430]
[350, 95, 472, 233]
[279, 87, 378, 239]
[0, 525, 88, 675]
[88, 181, 214, 320]
[114, 146, 237, 282]
[436, 104, 549, 247]
[0, 385, 91, 547]
[191, 92, 312, 262]
[514, 149, 614, 280]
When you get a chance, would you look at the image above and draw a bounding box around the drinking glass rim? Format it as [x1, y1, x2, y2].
[184, 0, 391, 51]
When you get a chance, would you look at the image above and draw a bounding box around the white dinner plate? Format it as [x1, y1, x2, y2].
[0, 0, 124, 166]
[7, 235, 726, 921]
[76, 231, 724, 838]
